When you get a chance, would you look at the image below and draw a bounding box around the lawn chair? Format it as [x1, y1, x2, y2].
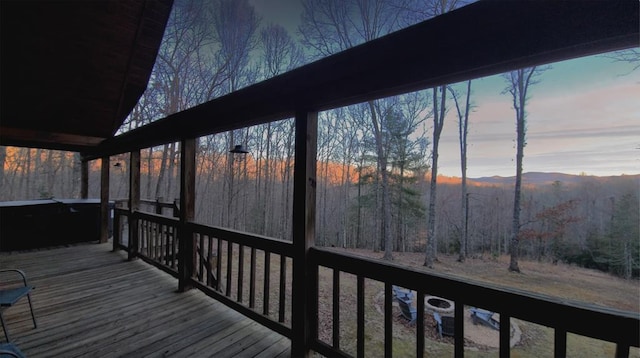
[470, 307, 500, 331]
[433, 312, 455, 338]
[0, 342, 26, 357]
[0, 270, 37, 342]
[392, 285, 413, 301]
[397, 297, 417, 324]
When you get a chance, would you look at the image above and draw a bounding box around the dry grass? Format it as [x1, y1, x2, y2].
[200, 243, 639, 357]
[319, 248, 640, 357]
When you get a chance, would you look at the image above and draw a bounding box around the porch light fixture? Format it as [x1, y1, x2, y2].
[229, 144, 249, 154]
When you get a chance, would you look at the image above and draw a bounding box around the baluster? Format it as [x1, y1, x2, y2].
[216, 238, 222, 291]
[554, 328, 566, 357]
[357, 276, 365, 358]
[249, 247, 256, 308]
[279, 255, 286, 323]
[499, 313, 511, 358]
[454, 300, 464, 357]
[226, 241, 232, 297]
[207, 235, 213, 287]
[416, 290, 425, 358]
[238, 244, 244, 303]
[263, 251, 271, 316]
[332, 269, 340, 350]
[384, 282, 392, 358]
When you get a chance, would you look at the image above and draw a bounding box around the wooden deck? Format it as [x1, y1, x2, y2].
[0, 243, 291, 357]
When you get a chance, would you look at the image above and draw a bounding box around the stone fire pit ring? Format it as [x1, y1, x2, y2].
[424, 296, 455, 315]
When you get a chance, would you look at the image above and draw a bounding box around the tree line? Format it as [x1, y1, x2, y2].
[1, 0, 637, 277]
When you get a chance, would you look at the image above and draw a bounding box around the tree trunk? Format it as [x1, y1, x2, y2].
[425, 86, 446, 267]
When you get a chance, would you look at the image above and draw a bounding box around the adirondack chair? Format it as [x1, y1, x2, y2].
[0, 270, 37, 342]
[470, 307, 500, 331]
[0, 342, 26, 357]
[433, 312, 455, 338]
[392, 285, 413, 301]
[397, 297, 417, 324]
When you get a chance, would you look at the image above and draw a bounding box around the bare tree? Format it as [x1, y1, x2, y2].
[602, 48, 640, 73]
[503, 66, 546, 272]
[299, 0, 412, 260]
[448, 80, 473, 262]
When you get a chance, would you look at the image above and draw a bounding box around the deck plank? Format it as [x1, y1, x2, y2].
[0, 243, 290, 357]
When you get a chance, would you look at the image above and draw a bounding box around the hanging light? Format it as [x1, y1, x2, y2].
[229, 144, 249, 154]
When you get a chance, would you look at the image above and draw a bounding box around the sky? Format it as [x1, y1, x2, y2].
[249, 0, 640, 178]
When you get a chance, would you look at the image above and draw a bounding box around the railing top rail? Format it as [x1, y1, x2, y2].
[309, 247, 640, 347]
[135, 211, 179, 226]
[187, 222, 293, 257]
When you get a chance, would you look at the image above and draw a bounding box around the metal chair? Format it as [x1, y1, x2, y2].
[0, 342, 26, 357]
[0, 270, 37, 342]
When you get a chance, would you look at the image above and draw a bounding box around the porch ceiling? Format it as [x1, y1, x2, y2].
[0, 0, 173, 152]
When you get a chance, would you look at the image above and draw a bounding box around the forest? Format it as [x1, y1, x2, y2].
[1, 0, 638, 278]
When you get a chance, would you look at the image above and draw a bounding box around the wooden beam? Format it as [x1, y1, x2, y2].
[81, 159, 89, 199]
[128, 150, 141, 260]
[100, 157, 109, 243]
[178, 138, 196, 292]
[89, 0, 639, 159]
[291, 111, 318, 357]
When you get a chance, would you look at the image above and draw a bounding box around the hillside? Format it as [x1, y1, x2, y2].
[467, 172, 640, 187]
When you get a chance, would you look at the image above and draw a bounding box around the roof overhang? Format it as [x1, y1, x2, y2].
[0, 0, 173, 152]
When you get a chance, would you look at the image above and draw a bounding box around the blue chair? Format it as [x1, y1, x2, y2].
[0, 342, 25, 357]
[397, 296, 417, 324]
[0, 270, 37, 342]
[392, 285, 413, 301]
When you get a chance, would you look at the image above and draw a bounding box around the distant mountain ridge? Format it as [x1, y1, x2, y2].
[467, 172, 640, 186]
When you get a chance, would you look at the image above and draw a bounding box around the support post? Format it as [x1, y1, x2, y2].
[129, 150, 141, 260]
[81, 159, 88, 199]
[178, 138, 196, 292]
[291, 110, 318, 357]
[100, 157, 110, 243]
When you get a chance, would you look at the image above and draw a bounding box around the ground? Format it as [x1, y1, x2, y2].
[314, 248, 640, 357]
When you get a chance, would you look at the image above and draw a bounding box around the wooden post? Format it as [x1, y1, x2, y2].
[129, 150, 141, 260]
[291, 110, 318, 357]
[178, 138, 196, 292]
[100, 157, 109, 243]
[81, 159, 88, 199]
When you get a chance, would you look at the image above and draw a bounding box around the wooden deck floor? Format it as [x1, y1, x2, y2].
[0, 243, 291, 358]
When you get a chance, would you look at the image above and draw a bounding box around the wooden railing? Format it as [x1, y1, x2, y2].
[112, 207, 294, 338]
[187, 222, 294, 338]
[308, 247, 640, 358]
[112, 207, 639, 357]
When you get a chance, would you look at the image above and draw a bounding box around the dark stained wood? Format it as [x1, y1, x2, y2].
[89, 1, 639, 159]
[332, 269, 340, 349]
[100, 157, 110, 243]
[263, 251, 271, 316]
[0, 243, 290, 357]
[128, 150, 141, 260]
[356, 275, 365, 358]
[384, 282, 392, 357]
[454, 299, 464, 357]
[500, 313, 511, 358]
[179, 138, 196, 292]
[0, 0, 174, 152]
[555, 329, 567, 357]
[291, 111, 318, 357]
[80, 160, 88, 199]
[416, 290, 425, 358]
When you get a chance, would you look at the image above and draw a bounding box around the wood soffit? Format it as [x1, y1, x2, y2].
[0, 0, 174, 152]
[0, 1, 637, 157]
